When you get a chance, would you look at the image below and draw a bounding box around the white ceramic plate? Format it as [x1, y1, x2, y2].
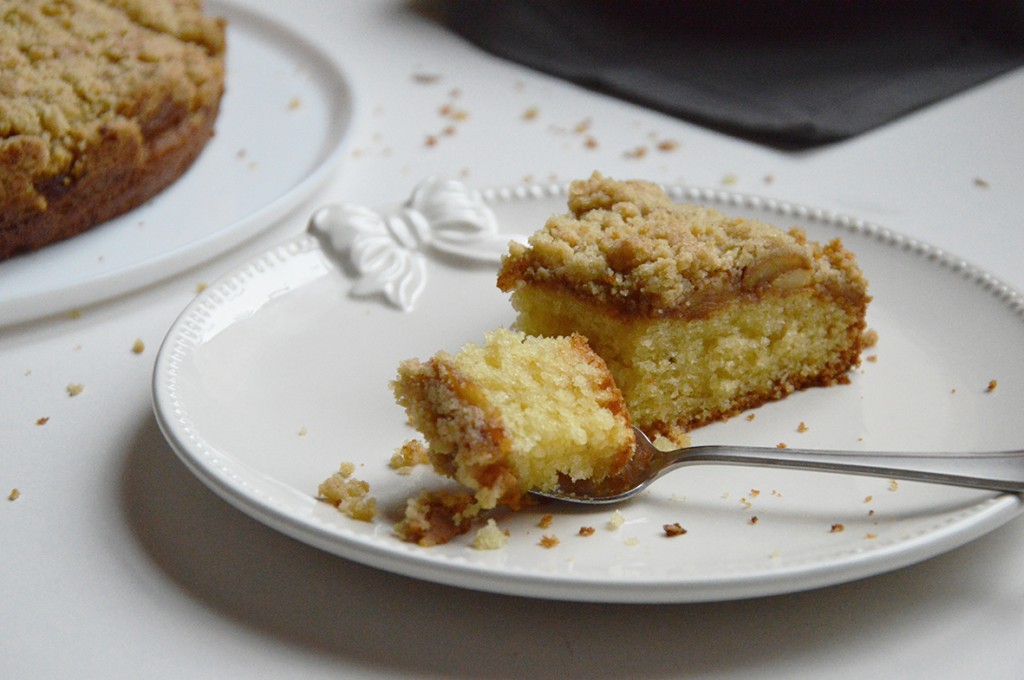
[153, 181, 1024, 603]
[0, 0, 353, 326]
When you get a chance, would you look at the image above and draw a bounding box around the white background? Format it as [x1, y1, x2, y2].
[3, 1, 1023, 677]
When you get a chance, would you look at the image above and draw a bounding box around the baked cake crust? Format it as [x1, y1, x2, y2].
[0, 0, 226, 260]
[498, 173, 871, 439]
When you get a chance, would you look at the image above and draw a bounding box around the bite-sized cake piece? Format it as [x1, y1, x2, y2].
[392, 328, 635, 510]
[0, 0, 226, 260]
[497, 172, 871, 441]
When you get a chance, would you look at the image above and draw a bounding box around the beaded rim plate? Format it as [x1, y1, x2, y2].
[153, 180, 1024, 603]
[0, 0, 354, 327]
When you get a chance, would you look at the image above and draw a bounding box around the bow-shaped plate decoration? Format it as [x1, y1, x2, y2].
[309, 178, 528, 311]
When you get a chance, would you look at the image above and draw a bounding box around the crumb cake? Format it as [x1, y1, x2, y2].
[497, 172, 870, 440]
[392, 328, 635, 510]
[0, 0, 226, 260]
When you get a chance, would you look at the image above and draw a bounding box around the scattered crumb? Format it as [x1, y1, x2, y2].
[624, 537, 640, 546]
[395, 489, 478, 547]
[66, 383, 84, 397]
[389, 439, 430, 474]
[866, 355, 878, 363]
[770, 489, 783, 498]
[830, 523, 845, 533]
[471, 519, 509, 550]
[889, 479, 899, 492]
[721, 173, 738, 186]
[663, 522, 687, 537]
[537, 513, 553, 529]
[578, 526, 595, 537]
[656, 139, 679, 152]
[797, 422, 809, 433]
[522, 106, 539, 121]
[863, 495, 873, 503]
[288, 97, 301, 110]
[776, 442, 788, 449]
[749, 516, 759, 525]
[35, 417, 49, 426]
[131, 338, 145, 354]
[8, 488, 20, 501]
[318, 463, 377, 522]
[745, 413, 756, 422]
[411, 72, 441, 84]
[608, 510, 625, 530]
[572, 118, 592, 134]
[68, 309, 82, 320]
[298, 426, 308, 437]
[195, 282, 207, 294]
[865, 533, 878, 540]
[763, 174, 774, 184]
[986, 379, 998, 393]
[624, 145, 648, 159]
[951, 388, 958, 394]
[868, 509, 876, 517]
[749, 489, 760, 498]
[583, 135, 599, 149]
[974, 177, 990, 188]
[862, 328, 879, 347]
[539, 535, 560, 548]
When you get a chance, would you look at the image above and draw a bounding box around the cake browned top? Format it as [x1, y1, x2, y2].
[498, 172, 868, 317]
[0, 0, 225, 217]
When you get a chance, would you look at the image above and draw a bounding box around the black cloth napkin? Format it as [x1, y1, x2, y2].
[432, 0, 1024, 147]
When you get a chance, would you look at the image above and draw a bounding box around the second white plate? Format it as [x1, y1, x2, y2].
[0, 0, 354, 326]
[153, 181, 1024, 603]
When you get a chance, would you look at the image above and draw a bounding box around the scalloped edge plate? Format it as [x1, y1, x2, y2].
[153, 181, 1024, 603]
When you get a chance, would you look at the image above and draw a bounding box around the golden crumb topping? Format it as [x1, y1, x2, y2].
[0, 0, 225, 190]
[498, 172, 867, 317]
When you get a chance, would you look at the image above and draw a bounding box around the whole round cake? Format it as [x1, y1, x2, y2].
[0, 0, 226, 260]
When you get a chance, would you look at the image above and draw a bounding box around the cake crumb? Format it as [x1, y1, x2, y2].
[865, 533, 878, 540]
[797, 422, 809, 433]
[986, 379, 998, 393]
[866, 355, 878, 363]
[537, 513, 553, 529]
[395, 489, 478, 546]
[656, 139, 679, 152]
[861, 328, 879, 347]
[389, 439, 430, 474]
[889, 479, 899, 492]
[297, 426, 308, 437]
[539, 535, 560, 548]
[522, 106, 539, 121]
[974, 177, 990, 188]
[624, 145, 648, 159]
[195, 282, 207, 293]
[721, 173, 738, 185]
[776, 442, 788, 449]
[749, 516, 759, 525]
[131, 338, 145, 354]
[66, 383, 84, 397]
[472, 519, 509, 550]
[863, 495, 873, 503]
[36, 417, 49, 426]
[578, 526, 595, 536]
[8, 488, 20, 501]
[830, 523, 845, 533]
[608, 510, 625, 530]
[318, 463, 377, 522]
[663, 522, 687, 537]
[745, 413, 756, 422]
[288, 97, 301, 110]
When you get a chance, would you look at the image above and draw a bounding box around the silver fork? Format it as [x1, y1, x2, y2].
[531, 426, 1024, 505]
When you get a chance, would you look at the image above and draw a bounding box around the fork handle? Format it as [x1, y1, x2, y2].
[673, 446, 1024, 493]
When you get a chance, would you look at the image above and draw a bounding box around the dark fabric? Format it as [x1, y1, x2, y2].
[433, 0, 1024, 147]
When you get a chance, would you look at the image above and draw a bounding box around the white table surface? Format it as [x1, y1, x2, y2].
[4, 1, 1023, 677]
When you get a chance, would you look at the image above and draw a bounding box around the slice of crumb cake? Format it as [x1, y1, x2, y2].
[392, 328, 635, 510]
[497, 172, 871, 441]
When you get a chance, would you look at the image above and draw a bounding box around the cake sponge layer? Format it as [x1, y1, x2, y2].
[392, 328, 634, 509]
